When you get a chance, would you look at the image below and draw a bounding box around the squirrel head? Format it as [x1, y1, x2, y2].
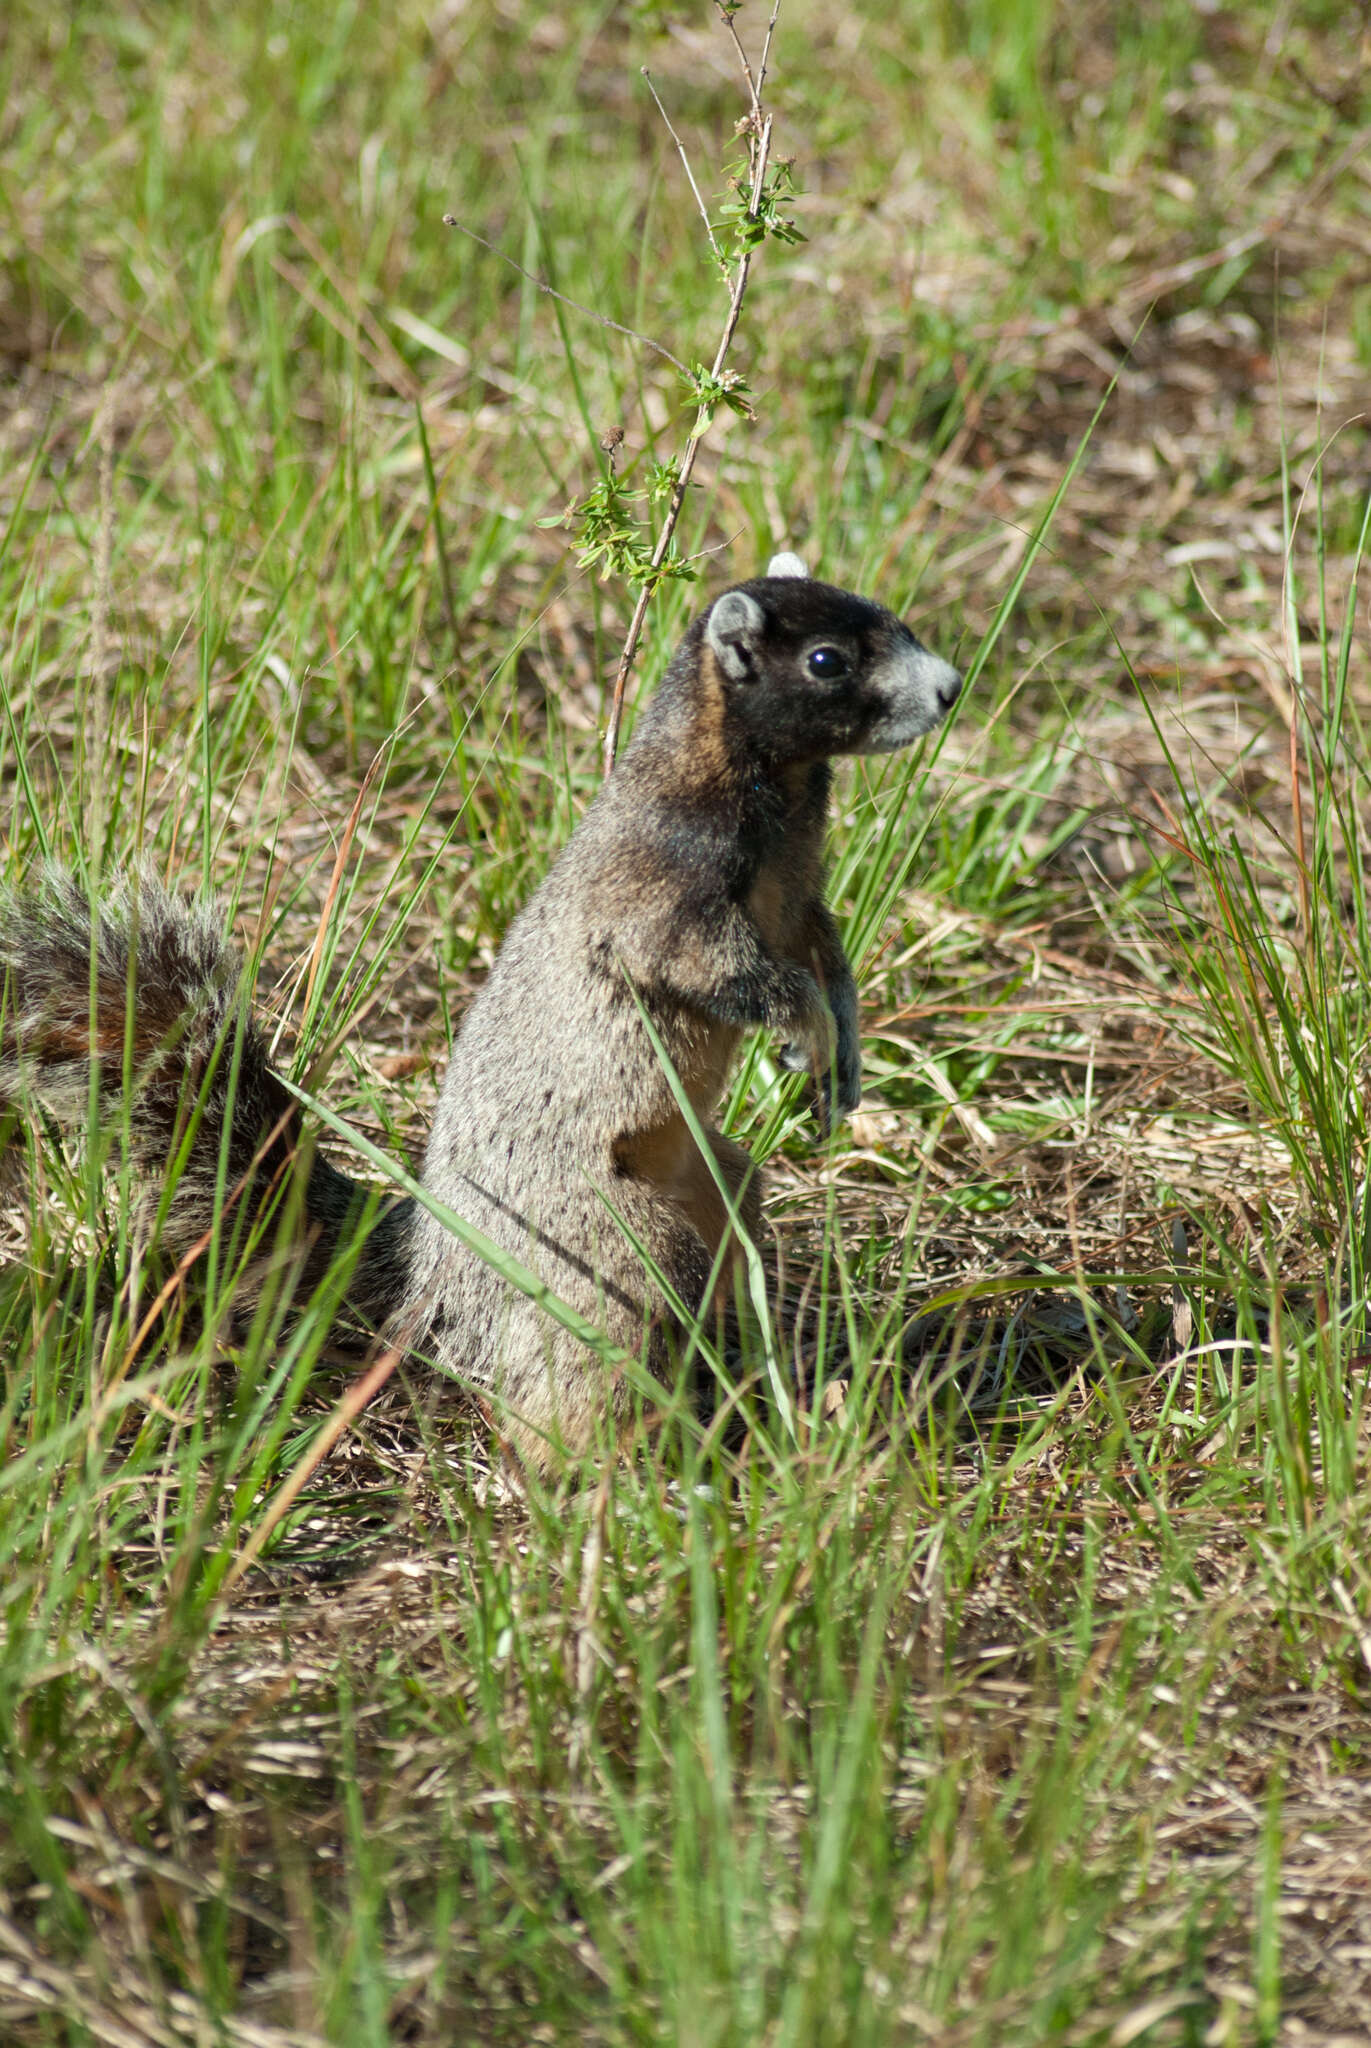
[701, 565, 962, 762]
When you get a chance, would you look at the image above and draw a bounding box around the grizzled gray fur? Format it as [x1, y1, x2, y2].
[0, 865, 412, 1320]
[0, 561, 960, 1466]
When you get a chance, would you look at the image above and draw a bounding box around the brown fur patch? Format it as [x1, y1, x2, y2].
[747, 868, 788, 951]
[679, 647, 734, 788]
[614, 1115, 737, 1283]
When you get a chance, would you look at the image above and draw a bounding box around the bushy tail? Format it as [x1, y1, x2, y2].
[0, 866, 412, 1336]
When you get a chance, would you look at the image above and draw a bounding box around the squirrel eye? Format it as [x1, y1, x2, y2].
[806, 645, 847, 680]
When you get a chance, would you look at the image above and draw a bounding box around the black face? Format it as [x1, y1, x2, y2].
[705, 575, 959, 762]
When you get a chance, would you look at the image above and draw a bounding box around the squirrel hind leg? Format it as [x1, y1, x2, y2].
[613, 1119, 763, 1279]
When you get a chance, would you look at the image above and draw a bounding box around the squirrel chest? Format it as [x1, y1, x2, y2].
[606, 758, 827, 1255]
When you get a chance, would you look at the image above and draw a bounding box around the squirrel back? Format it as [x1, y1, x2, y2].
[0, 559, 961, 1464]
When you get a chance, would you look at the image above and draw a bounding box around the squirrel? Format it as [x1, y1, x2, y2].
[0, 555, 961, 1466]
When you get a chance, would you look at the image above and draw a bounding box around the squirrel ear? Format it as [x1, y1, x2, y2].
[707, 589, 766, 681]
[767, 551, 809, 580]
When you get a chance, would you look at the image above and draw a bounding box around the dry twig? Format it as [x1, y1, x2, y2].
[601, 1, 785, 775]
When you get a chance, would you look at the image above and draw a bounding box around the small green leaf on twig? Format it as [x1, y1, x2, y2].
[550, 472, 698, 590]
[684, 364, 756, 433]
[715, 156, 805, 259]
[647, 457, 682, 505]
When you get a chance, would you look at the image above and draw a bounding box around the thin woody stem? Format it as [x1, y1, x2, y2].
[642, 68, 728, 274]
[716, 3, 759, 110]
[717, 0, 782, 116]
[601, 105, 776, 776]
[442, 217, 690, 375]
[755, 3, 783, 105]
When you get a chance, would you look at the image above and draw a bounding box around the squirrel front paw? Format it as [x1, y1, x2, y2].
[812, 1050, 861, 1140]
[778, 1000, 835, 1081]
[780, 997, 862, 1137]
[778, 1002, 851, 1136]
[777, 1038, 815, 1074]
[831, 1033, 863, 1122]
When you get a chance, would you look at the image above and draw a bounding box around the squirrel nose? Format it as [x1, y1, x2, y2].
[929, 657, 962, 710]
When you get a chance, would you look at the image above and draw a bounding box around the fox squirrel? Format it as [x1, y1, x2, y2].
[0, 556, 961, 1464]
